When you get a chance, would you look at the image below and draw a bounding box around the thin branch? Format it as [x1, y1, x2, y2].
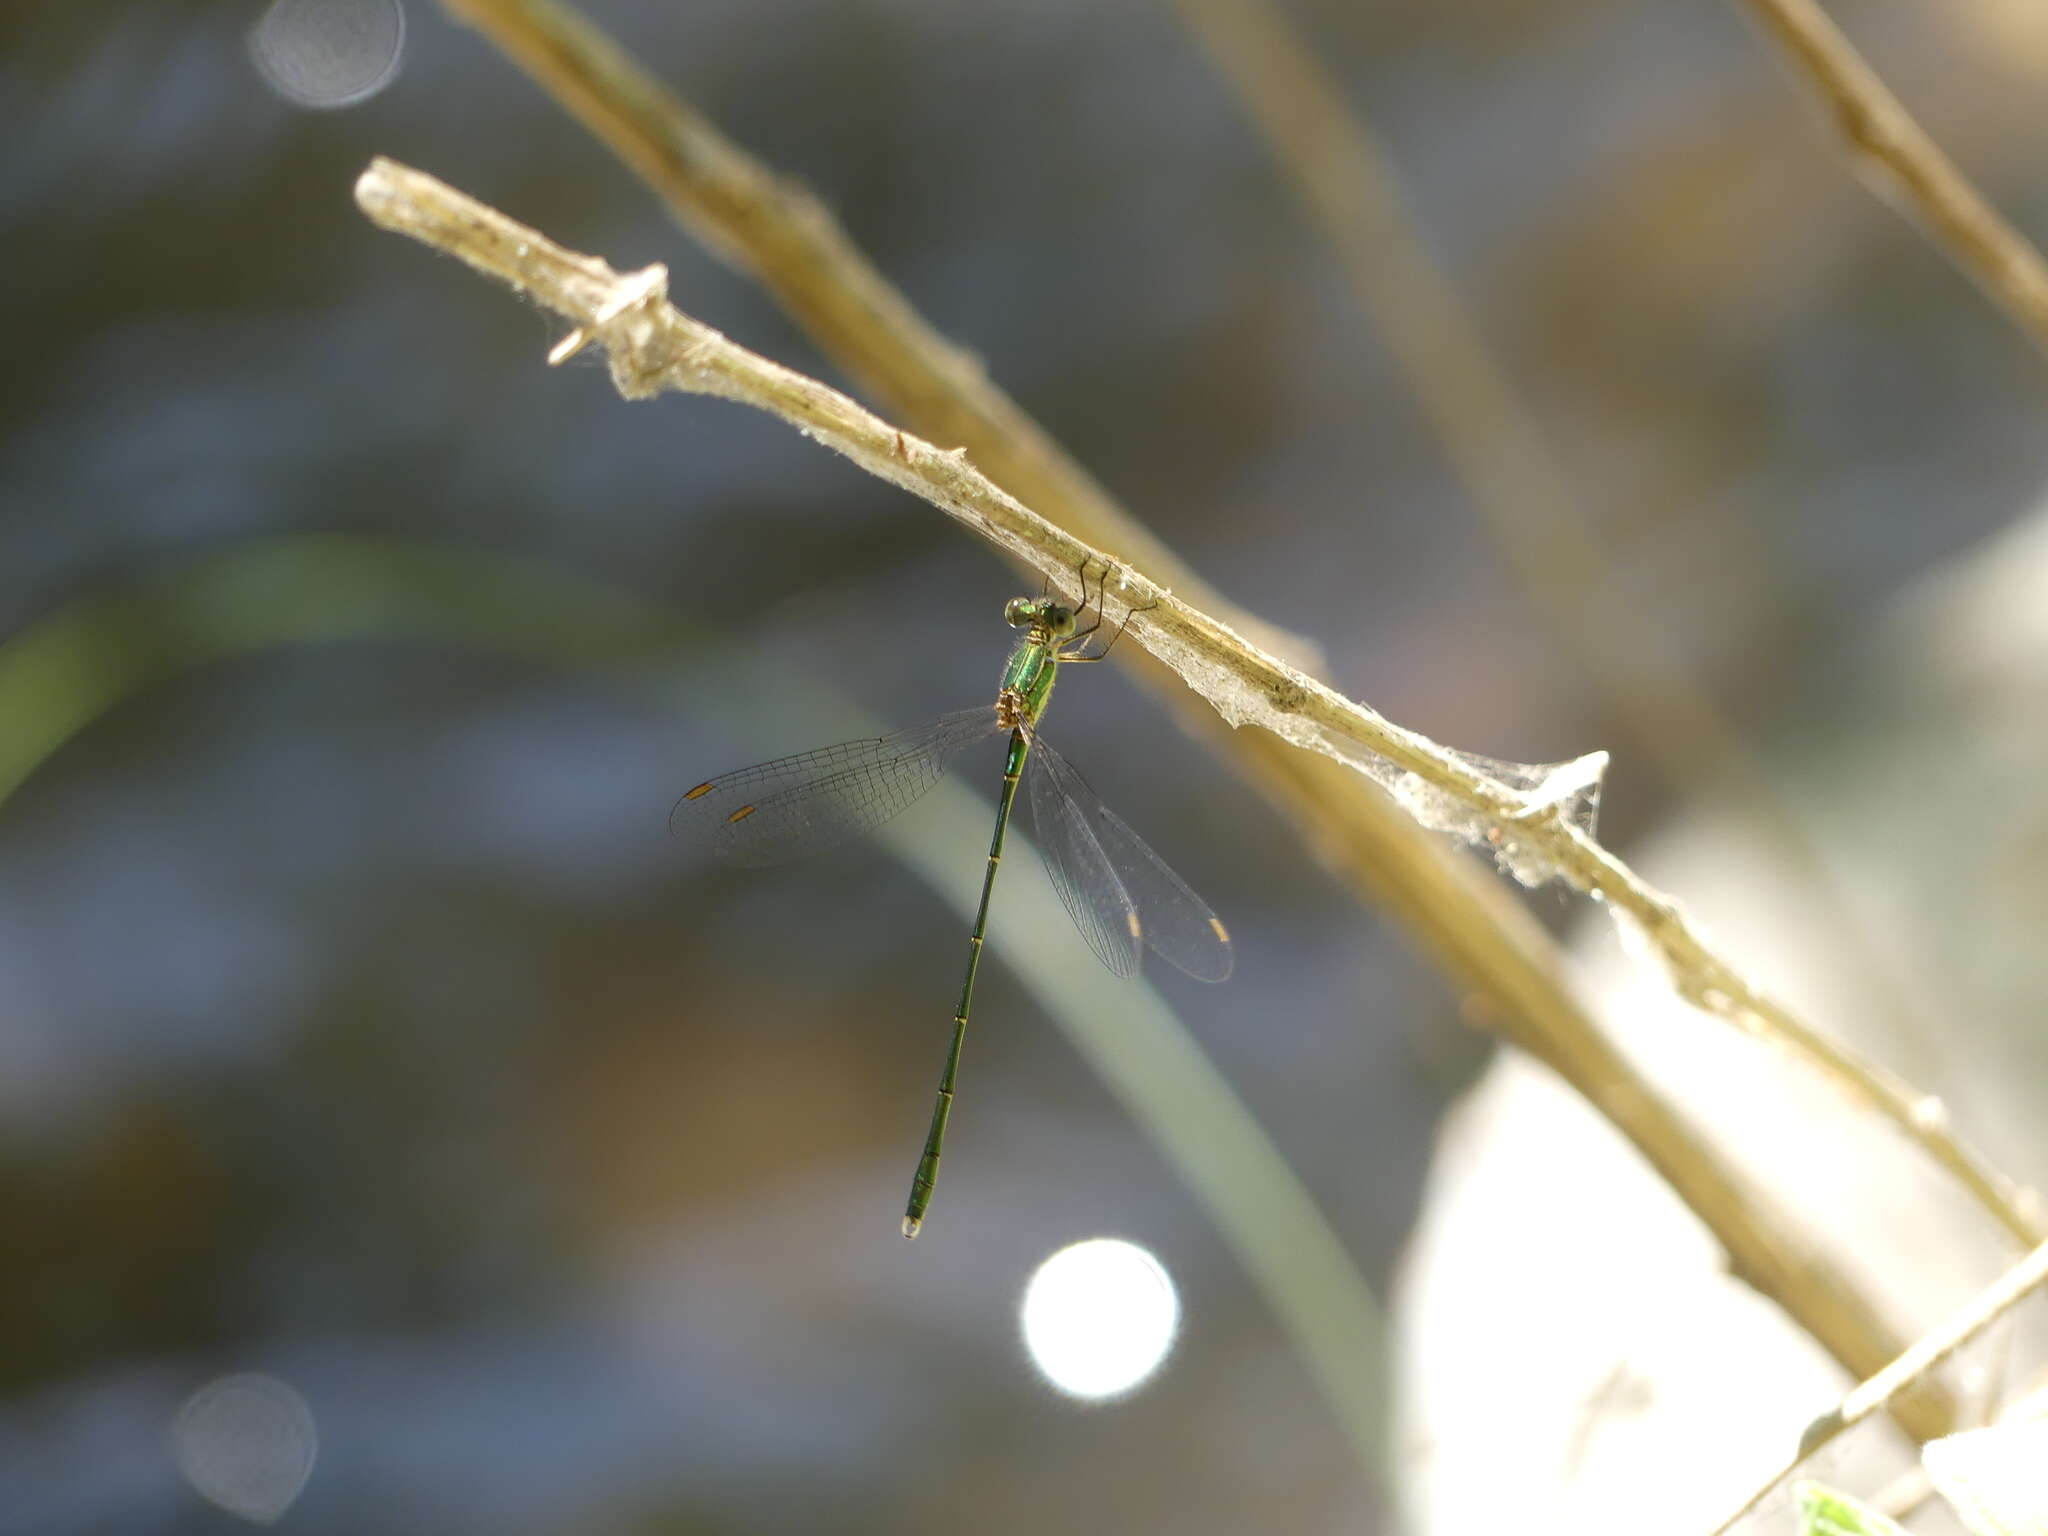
[1732, 0, 2048, 353]
[362, 155, 1973, 1433]
[354, 163, 1520, 812]
[359, 156, 2042, 1257]
[1713, 1237, 2048, 1534]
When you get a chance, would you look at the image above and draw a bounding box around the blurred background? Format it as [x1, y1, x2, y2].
[5, 1, 2048, 1531]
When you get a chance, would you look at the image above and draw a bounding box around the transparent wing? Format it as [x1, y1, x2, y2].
[672, 707, 1002, 867]
[1027, 736, 1234, 982]
[1027, 737, 1141, 979]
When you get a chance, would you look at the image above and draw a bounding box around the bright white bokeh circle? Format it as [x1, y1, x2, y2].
[170, 1372, 318, 1523]
[249, 0, 406, 109]
[1020, 1237, 1180, 1399]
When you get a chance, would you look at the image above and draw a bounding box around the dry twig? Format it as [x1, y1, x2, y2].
[1733, 0, 2048, 351]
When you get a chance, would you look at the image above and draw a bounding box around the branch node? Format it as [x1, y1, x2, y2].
[547, 262, 673, 396]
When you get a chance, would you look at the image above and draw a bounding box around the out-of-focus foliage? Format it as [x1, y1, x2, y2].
[5, 2, 2048, 1532]
[1798, 1482, 1911, 1536]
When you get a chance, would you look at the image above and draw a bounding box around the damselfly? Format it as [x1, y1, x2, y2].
[672, 569, 1233, 1238]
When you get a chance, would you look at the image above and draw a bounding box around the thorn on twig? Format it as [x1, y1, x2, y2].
[548, 262, 671, 367]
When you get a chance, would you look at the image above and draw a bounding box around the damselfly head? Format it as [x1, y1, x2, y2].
[1005, 597, 1077, 636]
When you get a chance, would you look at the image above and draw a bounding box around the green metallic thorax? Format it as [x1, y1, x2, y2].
[999, 633, 1061, 724]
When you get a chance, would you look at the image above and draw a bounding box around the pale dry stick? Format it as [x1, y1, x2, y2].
[1171, 0, 1943, 1086]
[421, 0, 2043, 1255]
[1732, 0, 2048, 352]
[358, 155, 1961, 1435]
[354, 157, 1577, 812]
[1712, 1236, 2048, 1535]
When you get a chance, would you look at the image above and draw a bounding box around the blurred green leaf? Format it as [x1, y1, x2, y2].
[1796, 1481, 1910, 1536]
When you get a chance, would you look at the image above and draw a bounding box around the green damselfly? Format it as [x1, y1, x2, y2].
[672, 571, 1233, 1238]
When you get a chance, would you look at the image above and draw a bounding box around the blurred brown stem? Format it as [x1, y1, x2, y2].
[1169, 0, 1949, 1103]
[433, 0, 1311, 673]
[1732, 0, 2048, 351]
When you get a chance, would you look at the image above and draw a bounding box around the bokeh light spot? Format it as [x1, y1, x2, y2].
[1019, 1237, 1180, 1400]
[170, 1373, 318, 1524]
[249, 0, 406, 110]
